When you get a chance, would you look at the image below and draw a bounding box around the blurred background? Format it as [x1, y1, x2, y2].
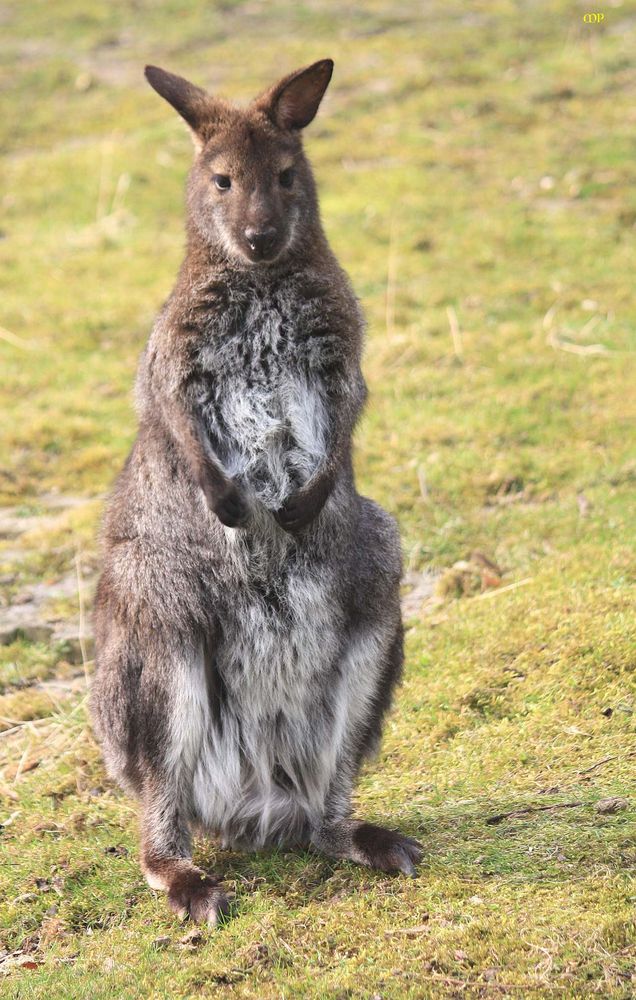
[1, 1, 635, 995]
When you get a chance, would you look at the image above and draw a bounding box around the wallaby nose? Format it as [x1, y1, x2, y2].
[244, 226, 277, 257]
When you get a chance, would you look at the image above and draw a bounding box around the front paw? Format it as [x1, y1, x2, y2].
[275, 474, 332, 533]
[353, 822, 423, 877]
[208, 481, 249, 528]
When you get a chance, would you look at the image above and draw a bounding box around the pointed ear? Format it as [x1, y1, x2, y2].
[144, 65, 220, 139]
[256, 59, 334, 131]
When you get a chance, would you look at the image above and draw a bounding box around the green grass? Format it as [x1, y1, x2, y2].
[1, 1, 635, 995]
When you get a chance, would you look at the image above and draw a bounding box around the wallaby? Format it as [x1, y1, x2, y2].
[91, 58, 421, 925]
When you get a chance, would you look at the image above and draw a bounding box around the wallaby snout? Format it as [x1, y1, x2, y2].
[244, 225, 278, 260]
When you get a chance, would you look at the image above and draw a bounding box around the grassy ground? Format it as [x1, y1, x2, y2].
[1, 0, 636, 996]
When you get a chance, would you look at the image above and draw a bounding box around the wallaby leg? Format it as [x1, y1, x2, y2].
[140, 782, 230, 924]
[312, 819, 422, 876]
[93, 616, 230, 926]
[311, 607, 421, 876]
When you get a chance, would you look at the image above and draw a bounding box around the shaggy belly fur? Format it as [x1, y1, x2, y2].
[171, 516, 382, 848]
[181, 552, 351, 849]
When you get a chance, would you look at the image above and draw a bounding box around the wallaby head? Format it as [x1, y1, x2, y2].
[145, 59, 333, 266]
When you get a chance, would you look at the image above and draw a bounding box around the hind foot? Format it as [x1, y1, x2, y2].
[351, 822, 423, 876]
[168, 868, 230, 924]
[313, 819, 423, 876]
[144, 857, 230, 925]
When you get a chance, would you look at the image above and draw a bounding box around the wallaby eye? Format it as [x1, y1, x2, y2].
[213, 174, 231, 191]
[279, 167, 295, 189]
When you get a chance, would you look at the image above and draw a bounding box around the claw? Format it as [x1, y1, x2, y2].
[403, 836, 424, 861]
[168, 873, 230, 926]
[351, 822, 423, 876]
[394, 847, 417, 877]
[213, 487, 249, 528]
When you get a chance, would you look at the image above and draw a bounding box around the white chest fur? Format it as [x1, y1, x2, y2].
[195, 282, 336, 509]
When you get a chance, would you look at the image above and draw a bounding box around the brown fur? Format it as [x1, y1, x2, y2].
[91, 60, 421, 925]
